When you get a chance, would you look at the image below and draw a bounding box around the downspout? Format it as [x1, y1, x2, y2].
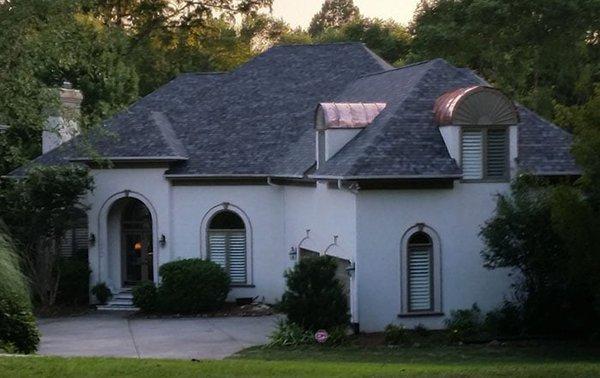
[337, 179, 359, 194]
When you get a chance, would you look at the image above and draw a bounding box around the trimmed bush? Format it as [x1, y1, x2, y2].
[0, 230, 39, 353]
[91, 282, 112, 305]
[444, 303, 483, 341]
[279, 255, 350, 331]
[132, 281, 158, 312]
[384, 324, 409, 345]
[158, 259, 230, 314]
[56, 257, 91, 306]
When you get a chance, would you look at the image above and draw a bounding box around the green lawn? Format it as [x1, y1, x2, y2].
[1, 344, 599, 377]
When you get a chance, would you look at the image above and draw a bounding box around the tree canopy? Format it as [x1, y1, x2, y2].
[308, 0, 360, 36]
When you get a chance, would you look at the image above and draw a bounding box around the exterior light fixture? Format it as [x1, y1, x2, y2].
[88, 233, 96, 246]
[345, 261, 356, 277]
[134, 242, 143, 252]
[159, 234, 167, 247]
[289, 246, 297, 261]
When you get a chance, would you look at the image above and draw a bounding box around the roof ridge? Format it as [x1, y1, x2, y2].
[273, 41, 366, 48]
[176, 71, 228, 77]
[331, 61, 443, 176]
[357, 59, 437, 80]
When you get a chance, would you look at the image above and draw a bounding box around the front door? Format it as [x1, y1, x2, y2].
[121, 199, 153, 286]
[123, 231, 153, 285]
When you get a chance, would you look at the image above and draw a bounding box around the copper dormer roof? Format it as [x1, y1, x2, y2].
[434, 86, 519, 126]
[316, 102, 387, 130]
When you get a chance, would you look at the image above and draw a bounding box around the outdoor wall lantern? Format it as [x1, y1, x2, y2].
[289, 246, 297, 261]
[345, 261, 356, 277]
[88, 233, 96, 246]
[159, 234, 167, 248]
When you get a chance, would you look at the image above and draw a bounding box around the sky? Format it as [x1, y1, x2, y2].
[270, 0, 421, 28]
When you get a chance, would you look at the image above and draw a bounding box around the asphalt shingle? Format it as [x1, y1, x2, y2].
[12, 44, 579, 179]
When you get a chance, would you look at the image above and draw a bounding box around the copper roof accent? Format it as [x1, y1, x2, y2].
[434, 86, 519, 126]
[317, 102, 387, 130]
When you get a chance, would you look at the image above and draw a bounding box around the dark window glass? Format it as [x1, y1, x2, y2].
[209, 211, 245, 230]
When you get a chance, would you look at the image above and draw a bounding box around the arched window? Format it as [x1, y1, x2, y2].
[407, 232, 434, 312]
[207, 211, 247, 284]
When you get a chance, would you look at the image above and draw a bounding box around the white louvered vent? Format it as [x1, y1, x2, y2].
[408, 247, 433, 312]
[461, 130, 484, 180]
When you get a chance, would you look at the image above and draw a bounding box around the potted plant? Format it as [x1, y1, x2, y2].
[91, 282, 112, 305]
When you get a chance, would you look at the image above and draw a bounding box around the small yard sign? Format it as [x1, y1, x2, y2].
[315, 329, 328, 344]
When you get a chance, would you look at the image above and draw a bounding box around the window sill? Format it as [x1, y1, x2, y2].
[230, 284, 255, 288]
[397, 311, 444, 318]
[460, 179, 509, 184]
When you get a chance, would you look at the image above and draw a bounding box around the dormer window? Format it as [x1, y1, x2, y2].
[434, 86, 519, 182]
[462, 128, 508, 180]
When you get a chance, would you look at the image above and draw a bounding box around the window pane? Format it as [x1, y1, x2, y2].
[208, 231, 227, 269]
[209, 211, 245, 230]
[462, 130, 484, 180]
[486, 129, 508, 178]
[408, 247, 433, 312]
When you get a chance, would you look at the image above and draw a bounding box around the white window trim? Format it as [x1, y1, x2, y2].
[399, 224, 442, 316]
[199, 202, 253, 286]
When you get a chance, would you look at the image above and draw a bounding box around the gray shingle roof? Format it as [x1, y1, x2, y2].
[12, 44, 579, 179]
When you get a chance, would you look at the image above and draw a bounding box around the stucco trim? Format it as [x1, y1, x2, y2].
[399, 223, 443, 316]
[96, 190, 160, 288]
[199, 202, 254, 286]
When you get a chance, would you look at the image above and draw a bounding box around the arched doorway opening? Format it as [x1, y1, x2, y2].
[107, 197, 154, 287]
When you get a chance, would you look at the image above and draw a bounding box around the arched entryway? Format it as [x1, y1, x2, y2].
[106, 197, 154, 287]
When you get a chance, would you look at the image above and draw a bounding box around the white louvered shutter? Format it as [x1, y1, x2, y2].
[486, 129, 508, 178]
[228, 231, 247, 284]
[208, 232, 228, 269]
[462, 130, 484, 180]
[208, 231, 247, 284]
[408, 248, 433, 312]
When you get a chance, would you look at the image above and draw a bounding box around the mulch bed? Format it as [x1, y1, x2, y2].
[128, 302, 276, 319]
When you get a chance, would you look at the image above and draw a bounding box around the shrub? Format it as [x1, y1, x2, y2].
[158, 259, 230, 314]
[413, 324, 430, 337]
[268, 321, 313, 346]
[279, 256, 349, 331]
[384, 324, 409, 345]
[269, 320, 348, 347]
[484, 301, 524, 337]
[56, 257, 91, 306]
[91, 283, 112, 305]
[0, 230, 39, 353]
[445, 303, 483, 341]
[132, 281, 158, 312]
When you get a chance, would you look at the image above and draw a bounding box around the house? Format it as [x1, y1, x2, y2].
[14, 43, 578, 332]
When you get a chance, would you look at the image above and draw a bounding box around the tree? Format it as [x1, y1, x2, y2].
[0, 166, 94, 308]
[0, 0, 139, 175]
[480, 176, 600, 334]
[317, 17, 412, 65]
[409, 0, 600, 121]
[308, 0, 360, 36]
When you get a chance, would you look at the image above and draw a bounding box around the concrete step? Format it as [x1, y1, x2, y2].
[97, 304, 139, 311]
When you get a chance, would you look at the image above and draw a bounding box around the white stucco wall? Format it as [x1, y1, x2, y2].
[85, 166, 512, 331]
[86, 168, 171, 292]
[170, 184, 286, 303]
[355, 182, 514, 332]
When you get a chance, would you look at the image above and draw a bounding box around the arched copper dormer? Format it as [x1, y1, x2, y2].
[316, 102, 387, 130]
[433, 86, 519, 126]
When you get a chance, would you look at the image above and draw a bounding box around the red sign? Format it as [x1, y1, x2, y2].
[315, 329, 329, 343]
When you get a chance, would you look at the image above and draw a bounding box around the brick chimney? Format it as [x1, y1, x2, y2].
[42, 81, 83, 153]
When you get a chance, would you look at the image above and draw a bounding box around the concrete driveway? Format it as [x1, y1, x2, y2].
[37, 312, 279, 359]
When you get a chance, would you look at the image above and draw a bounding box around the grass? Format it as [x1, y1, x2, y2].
[1, 343, 599, 377]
